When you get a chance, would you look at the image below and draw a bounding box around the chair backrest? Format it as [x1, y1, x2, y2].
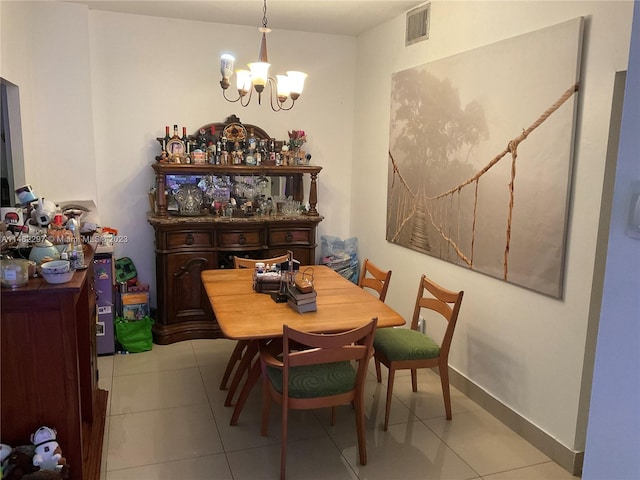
[358, 258, 392, 302]
[411, 274, 464, 360]
[282, 317, 378, 394]
[233, 254, 289, 269]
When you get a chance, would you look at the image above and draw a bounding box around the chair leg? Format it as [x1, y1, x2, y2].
[354, 393, 368, 466]
[411, 368, 418, 392]
[375, 358, 382, 383]
[440, 365, 452, 420]
[219, 340, 249, 390]
[224, 341, 258, 406]
[280, 404, 288, 480]
[383, 367, 395, 431]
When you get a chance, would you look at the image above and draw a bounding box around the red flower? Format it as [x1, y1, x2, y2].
[287, 130, 307, 149]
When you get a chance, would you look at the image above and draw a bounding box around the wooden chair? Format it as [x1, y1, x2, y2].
[259, 318, 378, 480]
[232, 254, 289, 270]
[374, 274, 463, 431]
[358, 258, 392, 302]
[219, 254, 290, 405]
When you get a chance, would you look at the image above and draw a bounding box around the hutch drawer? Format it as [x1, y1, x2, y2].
[269, 226, 313, 246]
[166, 230, 215, 249]
[218, 228, 264, 248]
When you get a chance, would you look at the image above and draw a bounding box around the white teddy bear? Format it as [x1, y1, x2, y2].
[31, 426, 64, 472]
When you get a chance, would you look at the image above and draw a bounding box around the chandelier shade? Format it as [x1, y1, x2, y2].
[218, 0, 307, 111]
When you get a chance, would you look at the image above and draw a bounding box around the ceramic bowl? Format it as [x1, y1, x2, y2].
[41, 270, 74, 285]
[41, 260, 71, 274]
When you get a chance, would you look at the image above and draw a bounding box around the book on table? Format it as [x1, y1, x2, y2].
[287, 285, 317, 302]
[287, 298, 317, 313]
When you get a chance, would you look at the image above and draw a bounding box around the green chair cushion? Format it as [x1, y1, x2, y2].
[374, 328, 440, 361]
[266, 361, 356, 398]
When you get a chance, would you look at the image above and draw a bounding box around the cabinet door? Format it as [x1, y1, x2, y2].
[165, 252, 216, 325]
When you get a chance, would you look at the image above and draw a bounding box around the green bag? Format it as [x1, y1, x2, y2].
[115, 316, 154, 353]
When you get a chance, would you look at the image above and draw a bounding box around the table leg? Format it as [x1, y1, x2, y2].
[230, 354, 262, 426]
[224, 340, 258, 407]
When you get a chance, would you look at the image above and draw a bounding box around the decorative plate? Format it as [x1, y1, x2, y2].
[222, 123, 247, 142]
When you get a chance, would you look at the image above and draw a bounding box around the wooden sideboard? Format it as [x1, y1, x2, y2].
[0, 245, 107, 480]
[147, 117, 323, 344]
[148, 180, 323, 344]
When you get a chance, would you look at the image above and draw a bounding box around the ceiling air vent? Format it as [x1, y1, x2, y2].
[405, 3, 431, 46]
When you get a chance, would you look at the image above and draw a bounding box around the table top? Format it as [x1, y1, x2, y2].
[202, 265, 405, 340]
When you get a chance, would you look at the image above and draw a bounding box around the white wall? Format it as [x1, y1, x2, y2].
[583, 2, 640, 478]
[0, 1, 97, 202]
[351, 0, 633, 453]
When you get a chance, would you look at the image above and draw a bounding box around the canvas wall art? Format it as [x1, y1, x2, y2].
[386, 18, 584, 298]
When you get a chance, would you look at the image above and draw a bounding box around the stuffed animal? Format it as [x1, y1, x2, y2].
[30, 428, 65, 473]
[3, 446, 37, 480]
[1, 444, 12, 479]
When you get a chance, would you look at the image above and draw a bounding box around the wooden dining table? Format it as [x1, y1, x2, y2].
[201, 265, 406, 424]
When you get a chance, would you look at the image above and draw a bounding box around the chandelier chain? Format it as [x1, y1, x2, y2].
[262, 0, 268, 29]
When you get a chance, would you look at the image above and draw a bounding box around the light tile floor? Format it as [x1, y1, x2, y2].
[98, 339, 579, 480]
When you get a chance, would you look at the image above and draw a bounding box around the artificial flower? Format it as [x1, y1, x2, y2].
[287, 129, 307, 149]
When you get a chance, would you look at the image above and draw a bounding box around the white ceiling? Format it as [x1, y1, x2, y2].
[65, 0, 426, 36]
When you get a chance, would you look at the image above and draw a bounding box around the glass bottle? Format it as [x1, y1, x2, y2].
[247, 128, 257, 152]
[181, 127, 189, 153]
[163, 126, 171, 152]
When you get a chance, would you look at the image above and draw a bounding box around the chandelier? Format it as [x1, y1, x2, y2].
[219, 0, 307, 112]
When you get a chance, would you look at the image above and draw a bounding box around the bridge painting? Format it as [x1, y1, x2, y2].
[386, 18, 584, 298]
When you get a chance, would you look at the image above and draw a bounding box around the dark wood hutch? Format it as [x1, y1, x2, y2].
[148, 115, 323, 344]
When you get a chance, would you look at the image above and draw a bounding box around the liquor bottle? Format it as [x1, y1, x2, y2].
[181, 127, 189, 153]
[163, 126, 170, 151]
[247, 128, 257, 152]
[216, 138, 222, 165]
[197, 128, 207, 150]
[172, 124, 179, 139]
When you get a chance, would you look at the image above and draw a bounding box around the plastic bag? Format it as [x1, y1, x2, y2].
[115, 315, 154, 353]
[320, 235, 359, 284]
